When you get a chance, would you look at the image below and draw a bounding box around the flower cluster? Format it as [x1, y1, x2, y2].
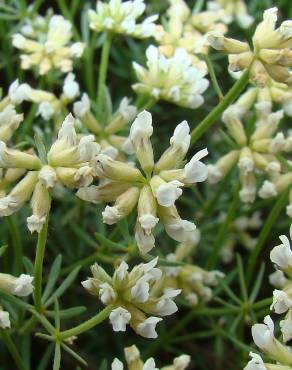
[219, 212, 262, 263]
[245, 226, 292, 369]
[156, 230, 224, 306]
[82, 257, 181, 338]
[112, 345, 190, 370]
[207, 0, 254, 29]
[14, 73, 80, 122]
[208, 105, 292, 204]
[77, 110, 208, 253]
[74, 94, 137, 158]
[12, 14, 85, 74]
[132, 46, 209, 109]
[88, 0, 158, 38]
[153, 0, 227, 73]
[0, 114, 100, 233]
[208, 7, 292, 87]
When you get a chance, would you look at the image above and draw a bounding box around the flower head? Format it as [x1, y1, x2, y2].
[88, 0, 158, 38]
[78, 111, 208, 253]
[133, 46, 209, 109]
[82, 258, 180, 338]
[12, 14, 85, 74]
[207, 7, 292, 86]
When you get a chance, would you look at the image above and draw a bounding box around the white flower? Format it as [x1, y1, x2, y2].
[207, 164, 223, 184]
[130, 110, 153, 144]
[131, 276, 150, 303]
[240, 186, 256, 203]
[251, 315, 275, 352]
[73, 93, 90, 118]
[155, 289, 181, 316]
[244, 352, 267, 370]
[8, 80, 31, 104]
[39, 166, 57, 189]
[270, 235, 292, 271]
[111, 358, 124, 370]
[238, 157, 254, 174]
[259, 181, 278, 199]
[37, 102, 54, 121]
[184, 148, 209, 183]
[0, 309, 10, 329]
[139, 214, 159, 233]
[99, 283, 116, 304]
[170, 121, 191, 153]
[133, 46, 209, 109]
[118, 97, 137, 122]
[12, 274, 34, 297]
[136, 316, 162, 338]
[109, 307, 131, 332]
[280, 310, 292, 342]
[27, 215, 46, 234]
[63, 73, 80, 100]
[102, 206, 121, 225]
[269, 270, 287, 288]
[156, 180, 183, 207]
[135, 222, 156, 254]
[88, 0, 158, 39]
[165, 218, 196, 242]
[271, 289, 292, 314]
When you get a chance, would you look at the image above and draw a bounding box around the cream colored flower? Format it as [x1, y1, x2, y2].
[77, 111, 208, 253]
[12, 14, 85, 74]
[82, 257, 180, 338]
[74, 94, 137, 158]
[207, 8, 292, 86]
[88, 0, 158, 38]
[133, 45, 209, 109]
[0, 114, 100, 232]
[112, 344, 190, 369]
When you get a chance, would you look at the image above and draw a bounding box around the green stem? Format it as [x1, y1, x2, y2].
[246, 189, 289, 286]
[59, 305, 113, 340]
[97, 32, 112, 111]
[6, 216, 22, 274]
[0, 330, 27, 370]
[190, 69, 250, 145]
[33, 215, 50, 312]
[139, 97, 157, 112]
[200, 53, 223, 100]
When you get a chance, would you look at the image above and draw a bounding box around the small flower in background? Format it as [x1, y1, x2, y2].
[207, 7, 292, 86]
[207, 0, 254, 29]
[12, 13, 85, 74]
[155, 230, 224, 306]
[88, 0, 158, 39]
[0, 273, 33, 297]
[0, 114, 100, 233]
[77, 110, 208, 253]
[0, 306, 10, 329]
[154, 0, 225, 73]
[219, 212, 262, 263]
[82, 257, 181, 338]
[132, 45, 209, 109]
[207, 105, 292, 204]
[111, 344, 190, 369]
[74, 94, 137, 159]
[12, 74, 80, 123]
[244, 352, 270, 370]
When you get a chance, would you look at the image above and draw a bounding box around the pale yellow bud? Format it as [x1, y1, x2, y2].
[0, 142, 41, 170]
[102, 187, 140, 225]
[76, 182, 130, 204]
[124, 345, 144, 370]
[27, 181, 50, 233]
[92, 154, 145, 183]
[207, 32, 249, 54]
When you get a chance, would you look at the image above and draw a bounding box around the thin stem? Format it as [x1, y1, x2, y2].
[0, 330, 27, 370]
[97, 32, 112, 111]
[33, 215, 50, 312]
[190, 69, 250, 145]
[139, 97, 157, 112]
[59, 305, 113, 340]
[200, 53, 223, 101]
[246, 189, 289, 286]
[6, 216, 22, 274]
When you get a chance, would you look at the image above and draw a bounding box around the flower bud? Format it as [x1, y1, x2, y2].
[0, 141, 41, 170]
[27, 180, 50, 233]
